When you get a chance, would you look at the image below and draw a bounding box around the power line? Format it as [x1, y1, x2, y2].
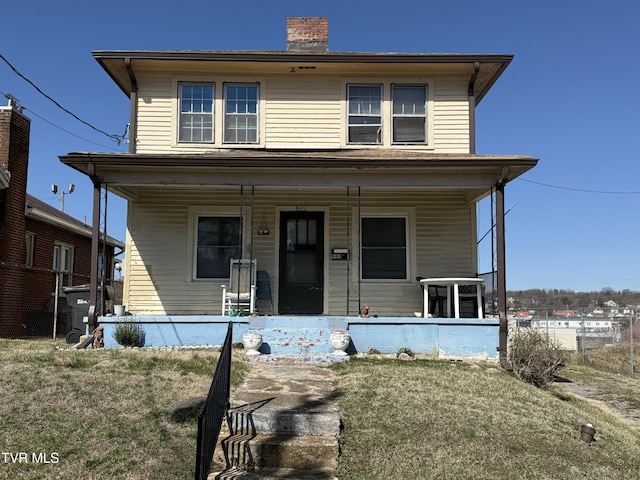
[23, 105, 123, 151]
[519, 177, 640, 195]
[0, 53, 126, 144]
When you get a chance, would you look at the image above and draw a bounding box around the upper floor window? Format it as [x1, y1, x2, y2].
[25, 232, 35, 267]
[195, 216, 242, 278]
[392, 84, 427, 144]
[347, 84, 382, 144]
[361, 216, 408, 280]
[224, 84, 259, 144]
[179, 83, 214, 143]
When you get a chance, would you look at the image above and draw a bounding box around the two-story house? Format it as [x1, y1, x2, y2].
[60, 17, 537, 362]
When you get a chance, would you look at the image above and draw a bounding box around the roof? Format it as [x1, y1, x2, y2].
[25, 194, 124, 249]
[59, 150, 537, 203]
[93, 50, 513, 104]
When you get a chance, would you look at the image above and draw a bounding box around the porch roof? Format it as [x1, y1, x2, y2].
[60, 150, 537, 202]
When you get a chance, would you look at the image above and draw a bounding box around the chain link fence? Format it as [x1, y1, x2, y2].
[0, 262, 122, 341]
[508, 307, 638, 376]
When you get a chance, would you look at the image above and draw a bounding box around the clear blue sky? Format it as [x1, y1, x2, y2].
[1, 0, 638, 292]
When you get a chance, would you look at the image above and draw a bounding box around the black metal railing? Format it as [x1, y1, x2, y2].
[195, 321, 233, 480]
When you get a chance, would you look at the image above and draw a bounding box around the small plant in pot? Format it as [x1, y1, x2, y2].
[112, 320, 146, 348]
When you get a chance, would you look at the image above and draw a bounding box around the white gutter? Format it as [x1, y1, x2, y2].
[24, 206, 125, 249]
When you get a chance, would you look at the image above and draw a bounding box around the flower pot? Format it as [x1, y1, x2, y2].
[242, 331, 263, 356]
[330, 330, 350, 356]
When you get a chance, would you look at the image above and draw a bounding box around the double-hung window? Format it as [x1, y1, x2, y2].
[347, 84, 382, 144]
[224, 84, 259, 143]
[361, 217, 408, 280]
[53, 243, 74, 290]
[195, 216, 242, 278]
[392, 84, 427, 144]
[179, 82, 214, 142]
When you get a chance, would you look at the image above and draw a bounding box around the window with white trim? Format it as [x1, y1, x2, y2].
[25, 232, 35, 267]
[392, 84, 427, 144]
[224, 84, 259, 143]
[53, 242, 74, 290]
[179, 82, 214, 142]
[360, 216, 408, 280]
[195, 216, 242, 278]
[347, 84, 382, 144]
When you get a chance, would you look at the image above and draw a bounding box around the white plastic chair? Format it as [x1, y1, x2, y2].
[221, 259, 257, 316]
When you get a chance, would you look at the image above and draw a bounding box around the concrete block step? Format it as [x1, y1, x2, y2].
[210, 467, 338, 479]
[257, 328, 334, 356]
[220, 434, 338, 471]
[247, 354, 348, 365]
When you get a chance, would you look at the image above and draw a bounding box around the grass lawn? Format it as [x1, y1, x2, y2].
[2, 339, 640, 479]
[0, 338, 249, 480]
[331, 357, 640, 480]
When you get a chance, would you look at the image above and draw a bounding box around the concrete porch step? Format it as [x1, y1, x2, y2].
[247, 354, 348, 365]
[220, 434, 338, 470]
[210, 467, 338, 479]
[209, 363, 341, 479]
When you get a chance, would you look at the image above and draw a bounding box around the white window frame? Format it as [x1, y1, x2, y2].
[178, 82, 215, 143]
[359, 212, 412, 282]
[186, 206, 249, 282]
[391, 84, 428, 145]
[223, 83, 260, 144]
[25, 232, 35, 267]
[346, 83, 383, 145]
[53, 242, 74, 290]
[342, 79, 433, 149]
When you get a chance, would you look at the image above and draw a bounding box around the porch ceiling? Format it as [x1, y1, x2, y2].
[59, 150, 537, 201]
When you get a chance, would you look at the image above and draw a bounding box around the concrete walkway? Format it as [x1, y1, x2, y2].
[211, 362, 341, 479]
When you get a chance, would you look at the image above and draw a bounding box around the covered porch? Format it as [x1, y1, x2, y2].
[60, 149, 536, 365]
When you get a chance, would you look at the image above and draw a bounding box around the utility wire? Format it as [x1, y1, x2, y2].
[519, 177, 640, 195]
[1, 53, 126, 144]
[23, 105, 123, 151]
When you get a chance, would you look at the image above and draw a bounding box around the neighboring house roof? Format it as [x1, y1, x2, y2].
[24, 194, 124, 249]
[93, 50, 512, 104]
[0, 169, 9, 189]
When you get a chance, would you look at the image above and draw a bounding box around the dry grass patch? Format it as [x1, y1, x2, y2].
[331, 358, 640, 480]
[0, 338, 250, 479]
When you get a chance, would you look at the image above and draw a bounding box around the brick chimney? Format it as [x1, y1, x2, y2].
[286, 17, 329, 53]
[0, 99, 30, 337]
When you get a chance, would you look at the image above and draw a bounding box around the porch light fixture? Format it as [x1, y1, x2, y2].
[258, 212, 270, 235]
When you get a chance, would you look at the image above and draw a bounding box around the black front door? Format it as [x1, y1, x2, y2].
[278, 211, 324, 314]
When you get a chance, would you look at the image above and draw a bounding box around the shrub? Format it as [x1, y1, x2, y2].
[112, 320, 146, 348]
[509, 328, 569, 388]
[396, 346, 415, 358]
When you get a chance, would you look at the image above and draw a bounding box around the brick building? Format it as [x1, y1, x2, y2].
[0, 100, 123, 338]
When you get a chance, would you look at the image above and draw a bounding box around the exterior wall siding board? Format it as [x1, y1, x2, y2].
[124, 188, 474, 316]
[133, 72, 471, 153]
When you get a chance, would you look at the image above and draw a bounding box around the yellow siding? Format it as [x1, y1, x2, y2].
[133, 72, 471, 154]
[264, 77, 342, 148]
[124, 187, 475, 317]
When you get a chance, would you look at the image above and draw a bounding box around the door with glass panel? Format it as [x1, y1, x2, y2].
[278, 212, 324, 314]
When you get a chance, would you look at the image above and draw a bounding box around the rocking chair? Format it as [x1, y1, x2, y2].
[221, 259, 257, 316]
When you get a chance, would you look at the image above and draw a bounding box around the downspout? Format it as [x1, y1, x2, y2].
[125, 58, 138, 154]
[468, 62, 480, 154]
[496, 167, 511, 369]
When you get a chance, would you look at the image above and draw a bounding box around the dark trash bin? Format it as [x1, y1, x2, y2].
[62, 284, 114, 343]
[62, 284, 91, 343]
